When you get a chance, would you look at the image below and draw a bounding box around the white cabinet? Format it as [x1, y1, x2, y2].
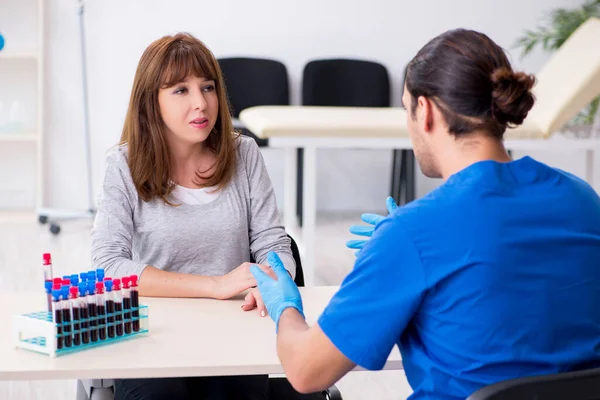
[0, 0, 44, 209]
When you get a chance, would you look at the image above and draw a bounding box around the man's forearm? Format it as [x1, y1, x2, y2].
[138, 265, 217, 298]
[276, 307, 357, 393]
[277, 307, 311, 378]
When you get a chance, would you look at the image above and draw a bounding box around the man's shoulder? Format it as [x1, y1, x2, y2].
[393, 182, 461, 221]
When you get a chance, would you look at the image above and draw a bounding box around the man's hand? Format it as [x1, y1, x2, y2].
[250, 252, 304, 330]
[346, 196, 398, 256]
[212, 262, 275, 300]
[241, 288, 268, 317]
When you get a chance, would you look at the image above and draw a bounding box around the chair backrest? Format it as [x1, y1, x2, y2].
[302, 59, 390, 107]
[218, 57, 289, 118]
[467, 367, 600, 400]
[526, 17, 600, 136]
[288, 234, 305, 287]
[249, 234, 305, 287]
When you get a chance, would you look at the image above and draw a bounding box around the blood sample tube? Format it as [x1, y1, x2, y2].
[60, 286, 72, 348]
[95, 281, 107, 340]
[78, 283, 90, 344]
[43, 254, 53, 310]
[87, 281, 98, 342]
[44, 281, 53, 312]
[69, 286, 80, 346]
[96, 268, 105, 282]
[122, 277, 132, 334]
[51, 286, 63, 350]
[42, 253, 53, 280]
[104, 280, 115, 338]
[70, 274, 79, 287]
[113, 278, 123, 336]
[129, 275, 140, 332]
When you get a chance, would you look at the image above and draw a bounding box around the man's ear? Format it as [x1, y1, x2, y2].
[417, 96, 434, 133]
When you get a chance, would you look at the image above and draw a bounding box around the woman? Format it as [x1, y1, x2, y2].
[91, 32, 294, 400]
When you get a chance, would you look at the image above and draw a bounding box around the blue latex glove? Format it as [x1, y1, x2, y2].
[346, 196, 398, 255]
[250, 252, 304, 331]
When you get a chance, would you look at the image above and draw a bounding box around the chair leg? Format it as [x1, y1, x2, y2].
[324, 385, 343, 400]
[405, 150, 416, 203]
[296, 148, 304, 227]
[390, 149, 403, 205]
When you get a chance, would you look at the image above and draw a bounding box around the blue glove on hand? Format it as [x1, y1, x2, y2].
[346, 196, 398, 255]
[250, 252, 304, 331]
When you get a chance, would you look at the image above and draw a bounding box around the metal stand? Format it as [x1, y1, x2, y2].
[36, 0, 96, 234]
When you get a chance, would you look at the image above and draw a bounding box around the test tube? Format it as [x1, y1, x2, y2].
[42, 253, 53, 279]
[79, 272, 87, 283]
[69, 286, 80, 346]
[104, 280, 115, 338]
[122, 277, 132, 334]
[51, 286, 63, 350]
[87, 270, 96, 283]
[60, 286, 72, 348]
[70, 274, 79, 287]
[44, 281, 53, 312]
[130, 275, 140, 332]
[96, 268, 105, 282]
[113, 278, 124, 336]
[42, 254, 53, 303]
[95, 282, 107, 340]
[78, 283, 90, 344]
[87, 281, 98, 342]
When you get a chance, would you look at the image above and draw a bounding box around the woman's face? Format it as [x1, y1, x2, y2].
[158, 75, 219, 147]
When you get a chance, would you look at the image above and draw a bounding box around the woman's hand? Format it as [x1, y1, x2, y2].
[212, 262, 275, 300]
[241, 288, 267, 317]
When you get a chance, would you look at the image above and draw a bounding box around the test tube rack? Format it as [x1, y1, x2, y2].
[13, 305, 149, 357]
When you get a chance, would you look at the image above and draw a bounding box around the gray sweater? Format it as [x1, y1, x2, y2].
[91, 135, 295, 281]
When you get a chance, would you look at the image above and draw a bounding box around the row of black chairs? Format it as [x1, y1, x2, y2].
[218, 57, 416, 226]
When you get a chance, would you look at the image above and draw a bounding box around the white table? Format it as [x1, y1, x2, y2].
[239, 105, 600, 285]
[0, 287, 402, 380]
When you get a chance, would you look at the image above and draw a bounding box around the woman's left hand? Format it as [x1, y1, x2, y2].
[241, 288, 268, 317]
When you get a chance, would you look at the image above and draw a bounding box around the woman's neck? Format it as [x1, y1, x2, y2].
[169, 141, 215, 188]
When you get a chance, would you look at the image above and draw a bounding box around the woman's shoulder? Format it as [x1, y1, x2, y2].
[234, 134, 260, 161]
[106, 143, 130, 167]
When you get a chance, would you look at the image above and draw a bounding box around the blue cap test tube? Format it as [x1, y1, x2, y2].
[87, 271, 96, 282]
[44, 281, 53, 312]
[51, 289, 64, 349]
[96, 269, 105, 282]
[70, 274, 79, 286]
[80, 272, 87, 282]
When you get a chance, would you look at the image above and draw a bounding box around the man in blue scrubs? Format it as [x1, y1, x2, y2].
[251, 28, 600, 400]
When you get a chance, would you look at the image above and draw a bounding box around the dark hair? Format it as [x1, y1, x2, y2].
[403, 29, 536, 138]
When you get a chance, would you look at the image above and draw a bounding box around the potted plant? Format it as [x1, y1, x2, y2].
[514, 0, 600, 129]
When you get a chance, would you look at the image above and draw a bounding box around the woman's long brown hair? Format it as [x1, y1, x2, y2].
[120, 32, 237, 204]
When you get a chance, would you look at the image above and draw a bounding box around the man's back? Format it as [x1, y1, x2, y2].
[397, 156, 600, 398]
[318, 156, 600, 400]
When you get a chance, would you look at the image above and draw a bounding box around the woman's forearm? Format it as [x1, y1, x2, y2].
[138, 265, 217, 298]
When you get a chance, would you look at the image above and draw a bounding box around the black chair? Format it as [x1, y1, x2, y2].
[297, 58, 415, 226]
[467, 367, 600, 400]
[250, 234, 342, 400]
[218, 57, 290, 147]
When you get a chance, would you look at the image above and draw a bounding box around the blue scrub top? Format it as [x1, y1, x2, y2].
[319, 156, 600, 400]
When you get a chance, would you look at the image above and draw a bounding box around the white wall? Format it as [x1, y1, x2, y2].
[33, 0, 592, 211]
